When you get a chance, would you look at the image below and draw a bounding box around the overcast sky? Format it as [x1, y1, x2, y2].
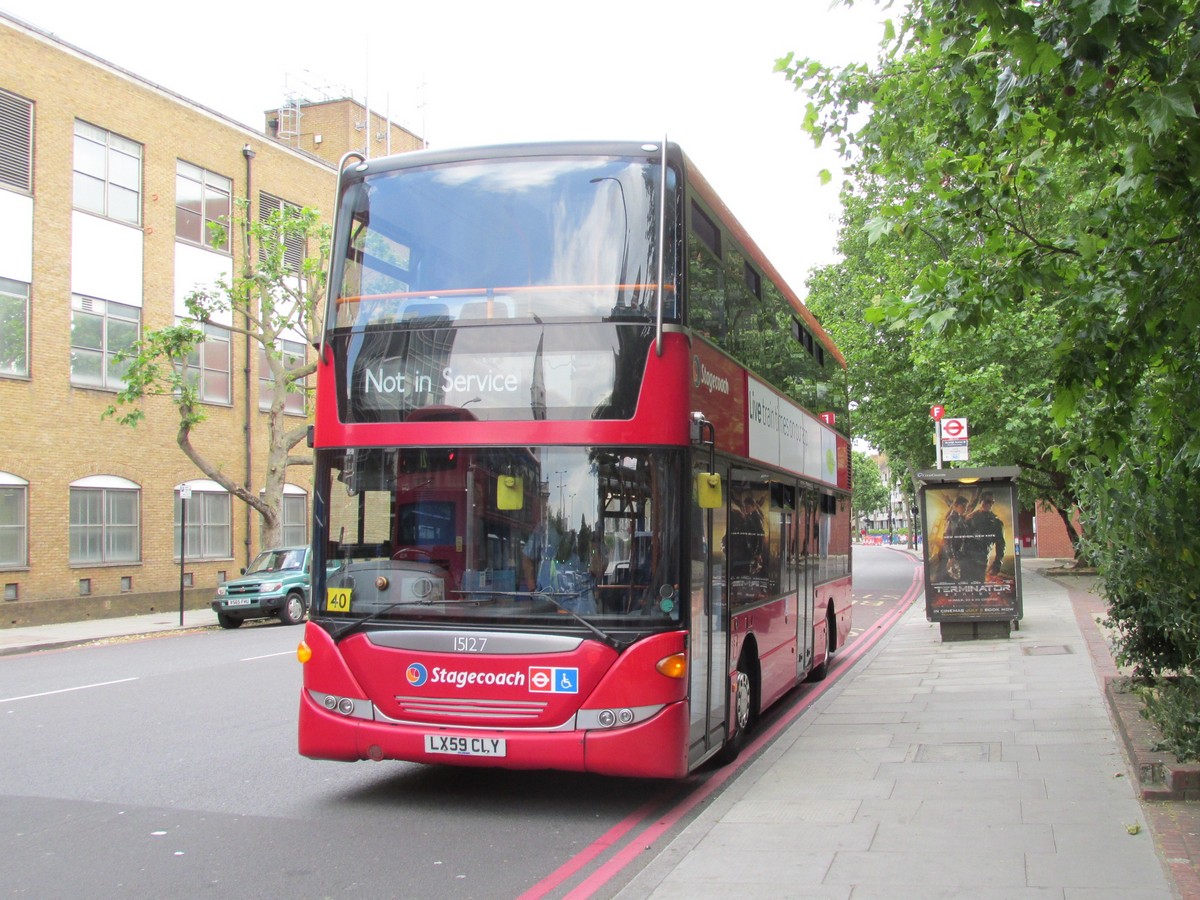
[2, 0, 886, 296]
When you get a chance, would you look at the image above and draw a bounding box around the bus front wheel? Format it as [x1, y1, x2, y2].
[716, 654, 754, 765]
[807, 609, 837, 682]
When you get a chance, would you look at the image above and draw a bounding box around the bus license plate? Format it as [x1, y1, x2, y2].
[424, 734, 507, 757]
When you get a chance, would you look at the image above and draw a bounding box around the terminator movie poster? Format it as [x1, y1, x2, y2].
[920, 480, 1022, 622]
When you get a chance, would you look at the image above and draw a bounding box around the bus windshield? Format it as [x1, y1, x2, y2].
[318, 445, 683, 629]
[332, 155, 677, 329]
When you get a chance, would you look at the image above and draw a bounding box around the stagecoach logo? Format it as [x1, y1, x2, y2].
[405, 663, 528, 689]
[693, 355, 730, 395]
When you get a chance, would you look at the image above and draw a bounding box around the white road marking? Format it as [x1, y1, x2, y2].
[0, 677, 138, 703]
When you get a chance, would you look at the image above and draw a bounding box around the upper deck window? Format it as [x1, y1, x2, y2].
[333, 156, 677, 329]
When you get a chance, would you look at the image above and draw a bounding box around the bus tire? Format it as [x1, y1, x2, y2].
[807, 609, 837, 682]
[716, 652, 754, 765]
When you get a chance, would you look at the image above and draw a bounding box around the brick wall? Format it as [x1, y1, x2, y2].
[1034, 501, 1080, 559]
[265, 97, 425, 167]
[0, 17, 398, 620]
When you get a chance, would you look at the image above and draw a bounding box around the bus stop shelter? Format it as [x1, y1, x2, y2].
[917, 466, 1023, 641]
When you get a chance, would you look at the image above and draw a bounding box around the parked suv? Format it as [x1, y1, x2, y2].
[212, 546, 311, 628]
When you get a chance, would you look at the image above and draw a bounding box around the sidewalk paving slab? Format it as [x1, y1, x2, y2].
[618, 561, 1191, 899]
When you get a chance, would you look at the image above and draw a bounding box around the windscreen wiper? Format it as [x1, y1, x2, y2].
[529, 590, 627, 650]
[331, 599, 414, 641]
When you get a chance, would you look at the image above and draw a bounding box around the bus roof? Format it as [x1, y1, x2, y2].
[339, 140, 846, 370]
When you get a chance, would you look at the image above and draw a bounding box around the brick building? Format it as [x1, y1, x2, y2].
[1032, 503, 1080, 560]
[0, 13, 421, 625]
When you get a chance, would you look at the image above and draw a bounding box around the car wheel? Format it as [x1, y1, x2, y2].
[279, 591, 306, 626]
[216, 611, 243, 629]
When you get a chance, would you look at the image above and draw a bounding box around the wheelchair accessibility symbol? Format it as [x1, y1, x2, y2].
[528, 666, 578, 693]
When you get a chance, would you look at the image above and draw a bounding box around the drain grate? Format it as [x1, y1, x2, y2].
[914, 742, 999, 762]
[1022, 644, 1073, 656]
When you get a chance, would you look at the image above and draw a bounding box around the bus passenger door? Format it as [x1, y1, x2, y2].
[796, 488, 816, 677]
[688, 461, 730, 766]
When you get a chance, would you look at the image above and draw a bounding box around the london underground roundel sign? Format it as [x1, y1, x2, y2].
[941, 417, 968, 439]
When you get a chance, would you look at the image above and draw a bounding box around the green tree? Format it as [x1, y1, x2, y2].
[105, 201, 331, 549]
[806, 178, 1086, 551]
[781, 0, 1200, 699]
[851, 449, 890, 534]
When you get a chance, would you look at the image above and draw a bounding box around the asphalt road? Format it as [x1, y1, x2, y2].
[0, 544, 919, 899]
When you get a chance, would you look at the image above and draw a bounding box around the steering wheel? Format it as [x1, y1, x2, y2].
[394, 547, 433, 562]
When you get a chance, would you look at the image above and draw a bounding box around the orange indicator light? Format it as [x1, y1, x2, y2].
[655, 652, 687, 679]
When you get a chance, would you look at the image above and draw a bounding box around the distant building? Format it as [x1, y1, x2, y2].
[859, 453, 913, 544]
[0, 12, 423, 623]
[265, 96, 424, 166]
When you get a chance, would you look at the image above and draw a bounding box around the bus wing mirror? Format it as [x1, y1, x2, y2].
[497, 475, 524, 510]
[695, 472, 722, 509]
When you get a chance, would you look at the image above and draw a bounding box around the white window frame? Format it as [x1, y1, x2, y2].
[174, 480, 232, 560]
[258, 338, 307, 415]
[0, 473, 28, 569]
[282, 485, 308, 547]
[176, 160, 232, 252]
[69, 476, 141, 565]
[73, 120, 142, 225]
[0, 277, 29, 378]
[178, 320, 232, 405]
[70, 295, 140, 390]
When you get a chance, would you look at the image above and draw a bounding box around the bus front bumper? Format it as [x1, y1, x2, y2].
[298, 688, 690, 779]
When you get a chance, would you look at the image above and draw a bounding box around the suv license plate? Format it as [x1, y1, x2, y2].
[424, 734, 507, 757]
[226, 598, 253, 607]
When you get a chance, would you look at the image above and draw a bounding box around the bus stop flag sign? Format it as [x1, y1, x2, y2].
[941, 417, 969, 462]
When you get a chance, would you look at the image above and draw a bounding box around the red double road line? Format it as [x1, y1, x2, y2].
[521, 556, 924, 899]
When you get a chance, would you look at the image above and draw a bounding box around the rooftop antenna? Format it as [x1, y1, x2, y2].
[417, 75, 428, 148]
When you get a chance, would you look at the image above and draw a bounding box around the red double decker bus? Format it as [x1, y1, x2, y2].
[297, 141, 852, 778]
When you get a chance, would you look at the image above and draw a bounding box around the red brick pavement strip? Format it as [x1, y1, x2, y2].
[1055, 572, 1200, 900]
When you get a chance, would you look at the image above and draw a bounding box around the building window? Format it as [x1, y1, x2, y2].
[174, 487, 231, 560]
[73, 120, 142, 225]
[3, 584, 16, 601]
[120, 576, 132, 592]
[0, 475, 28, 569]
[258, 339, 306, 415]
[71, 295, 140, 389]
[79, 578, 91, 596]
[179, 321, 231, 404]
[0, 89, 33, 192]
[69, 478, 141, 565]
[0, 278, 29, 378]
[258, 192, 305, 270]
[176, 161, 232, 251]
[282, 490, 308, 546]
